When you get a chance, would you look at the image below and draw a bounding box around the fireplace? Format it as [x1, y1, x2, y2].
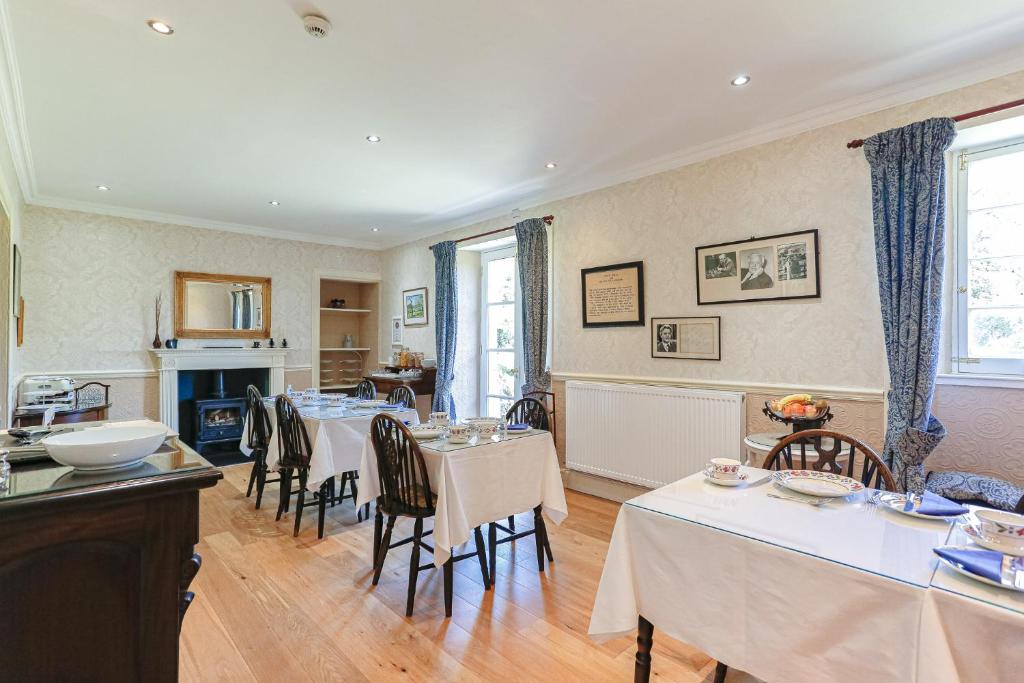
[174, 366, 269, 455]
[195, 398, 247, 453]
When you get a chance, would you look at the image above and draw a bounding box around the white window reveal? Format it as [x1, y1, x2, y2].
[480, 246, 523, 417]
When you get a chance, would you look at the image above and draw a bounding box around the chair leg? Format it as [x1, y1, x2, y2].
[474, 526, 490, 590]
[372, 515, 396, 585]
[317, 482, 328, 539]
[533, 505, 545, 572]
[293, 471, 308, 537]
[508, 515, 516, 532]
[246, 457, 259, 498]
[328, 476, 337, 508]
[714, 662, 728, 683]
[373, 502, 383, 568]
[443, 557, 454, 618]
[487, 522, 497, 586]
[275, 468, 290, 521]
[406, 518, 424, 617]
[538, 513, 554, 563]
[254, 465, 266, 510]
[350, 476, 359, 507]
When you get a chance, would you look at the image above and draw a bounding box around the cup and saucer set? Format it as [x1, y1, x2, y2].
[934, 508, 1024, 593]
[703, 458, 748, 487]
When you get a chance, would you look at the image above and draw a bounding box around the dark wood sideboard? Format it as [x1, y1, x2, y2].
[367, 366, 437, 398]
[0, 441, 222, 682]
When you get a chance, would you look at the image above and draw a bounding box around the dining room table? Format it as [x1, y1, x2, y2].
[588, 466, 1024, 683]
[356, 426, 568, 568]
[240, 399, 419, 492]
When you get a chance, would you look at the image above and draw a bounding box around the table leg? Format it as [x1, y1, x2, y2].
[634, 615, 654, 683]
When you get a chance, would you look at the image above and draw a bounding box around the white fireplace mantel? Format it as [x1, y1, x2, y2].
[149, 348, 286, 431]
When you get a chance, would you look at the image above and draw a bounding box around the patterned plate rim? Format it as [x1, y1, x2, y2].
[877, 492, 965, 520]
[770, 469, 864, 495]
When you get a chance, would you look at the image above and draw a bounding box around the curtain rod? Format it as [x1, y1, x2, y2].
[846, 97, 1024, 149]
[428, 215, 554, 250]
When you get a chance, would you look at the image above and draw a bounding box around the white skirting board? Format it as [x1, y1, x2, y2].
[565, 380, 745, 489]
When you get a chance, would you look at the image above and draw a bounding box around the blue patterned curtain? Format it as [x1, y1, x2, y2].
[431, 241, 458, 417]
[863, 117, 956, 493]
[515, 218, 551, 395]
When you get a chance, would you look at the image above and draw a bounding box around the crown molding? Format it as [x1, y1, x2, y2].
[0, 0, 35, 202]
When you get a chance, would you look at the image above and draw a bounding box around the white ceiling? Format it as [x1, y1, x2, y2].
[4, 1, 1024, 249]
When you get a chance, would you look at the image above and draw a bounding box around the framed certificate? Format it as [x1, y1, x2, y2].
[581, 261, 645, 328]
[651, 316, 721, 360]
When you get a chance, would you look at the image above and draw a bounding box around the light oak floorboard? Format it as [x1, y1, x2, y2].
[181, 464, 760, 682]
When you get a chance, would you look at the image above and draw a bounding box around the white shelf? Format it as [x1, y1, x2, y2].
[320, 307, 372, 313]
[321, 347, 370, 351]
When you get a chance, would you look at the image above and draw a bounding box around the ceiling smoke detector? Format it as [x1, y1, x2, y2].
[303, 15, 331, 39]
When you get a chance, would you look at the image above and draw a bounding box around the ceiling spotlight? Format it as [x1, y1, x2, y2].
[730, 74, 751, 87]
[370, 227, 380, 232]
[366, 135, 382, 143]
[147, 20, 174, 35]
[96, 185, 110, 191]
[545, 162, 558, 169]
[268, 200, 280, 206]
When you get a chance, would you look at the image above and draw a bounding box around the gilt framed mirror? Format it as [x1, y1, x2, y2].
[174, 271, 272, 339]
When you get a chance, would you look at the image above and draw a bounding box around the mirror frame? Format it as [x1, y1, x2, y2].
[174, 270, 272, 339]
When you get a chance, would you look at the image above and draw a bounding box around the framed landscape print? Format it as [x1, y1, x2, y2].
[695, 229, 820, 304]
[651, 316, 721, 360]
[402, 287, 428, 326]
[581, 261, 645, 327]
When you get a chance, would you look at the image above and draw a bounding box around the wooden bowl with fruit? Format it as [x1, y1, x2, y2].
[764, 394, 832, 427]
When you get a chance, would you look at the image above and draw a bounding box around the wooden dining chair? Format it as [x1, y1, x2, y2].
[274, 395, 332, 539]
[486, 397, 555, 585]
[244, 384, 278, 509]
[523, 390, 556, 443]
[356, 379, 377, 400]
[386, 385, 415, 408]
[369, 413, 490, 617]
[74, 381, 110, 407]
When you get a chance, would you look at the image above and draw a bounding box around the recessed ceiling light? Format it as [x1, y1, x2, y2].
[730, 74, 751, 87]
[370, 227, 380, 232]
[147, 20, 174, 35]
[96, 185, 110, 191]
[545, 162, 557, 169]
[268, 200, 280, 206]
[366, 135, 381, 143]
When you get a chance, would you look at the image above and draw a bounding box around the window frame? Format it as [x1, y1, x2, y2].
[479, 245, 524, 417]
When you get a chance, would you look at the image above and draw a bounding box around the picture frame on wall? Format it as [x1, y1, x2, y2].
[651, 316, 721, 360]
[581, 261, 645, 327]
[391, 316, 403, 346]
[402, 287, 429, 327]
[12, 243, 21, 318]
[695, 229, 820, 305]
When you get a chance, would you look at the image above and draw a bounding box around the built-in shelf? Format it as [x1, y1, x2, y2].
[315, 275, 379, 393]
[319, 307, 372, 313]
[320, 347, 371, 351]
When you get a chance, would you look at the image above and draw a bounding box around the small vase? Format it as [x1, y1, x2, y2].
[152, 332, 162, 349]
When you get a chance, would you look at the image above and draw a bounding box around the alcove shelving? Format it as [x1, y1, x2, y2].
[313, 275, 380, 393]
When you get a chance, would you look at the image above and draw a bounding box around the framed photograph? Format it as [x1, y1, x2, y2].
[402, 287, 429, 326]
[695, 229, 820, 305]
[581, 261, 645, 327]
[651, 316, 721, 360]
[12, 243, 21, 318]
[391, 316, 403, 346]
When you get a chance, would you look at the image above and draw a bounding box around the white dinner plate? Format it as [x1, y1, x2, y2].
[771, 470, 864, 498]
[703, 469, 749, 487]
[354, 400, 387, 409]
[877, 493, 965, 521]
[960, 520, 1024, 556]
[934, 545, 1024, 593]
[408, 426, 443, 441]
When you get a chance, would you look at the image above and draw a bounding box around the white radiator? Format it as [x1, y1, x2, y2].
[566, 380, 745, 489]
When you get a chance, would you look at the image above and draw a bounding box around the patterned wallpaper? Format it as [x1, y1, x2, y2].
[930, 384, 1024, 485]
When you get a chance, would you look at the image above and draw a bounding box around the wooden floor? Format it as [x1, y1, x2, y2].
[181, 464, 754, 682]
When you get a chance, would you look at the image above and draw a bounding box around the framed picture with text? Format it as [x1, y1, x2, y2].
[695, 229, 820, 304]
[651, 316, 721, 360]
[581, 261, 645, 328]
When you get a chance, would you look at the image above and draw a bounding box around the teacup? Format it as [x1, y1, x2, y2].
[448, 425, 471, 443]
[975, 509, 1024, 548]
[707, 457, 741, 480]
[476, 422, 498, 438]
[430, 411, 450, 427]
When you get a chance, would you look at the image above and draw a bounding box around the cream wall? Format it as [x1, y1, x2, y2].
[379, 70, 1024, 486]
[19, 205, 381, 419]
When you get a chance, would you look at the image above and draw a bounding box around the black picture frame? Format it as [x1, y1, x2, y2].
[695, 229, 820, 305]
[581, 261, 645, 328]
[650, 316, 721, 361]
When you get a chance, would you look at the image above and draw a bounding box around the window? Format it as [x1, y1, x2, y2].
[953, 137, 1024, 375]
[480, 246, 523, 417]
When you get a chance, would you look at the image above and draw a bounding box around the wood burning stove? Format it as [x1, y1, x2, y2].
[194, 398, 247, 454]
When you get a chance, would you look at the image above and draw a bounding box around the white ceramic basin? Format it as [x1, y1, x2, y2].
[42, 425, 169, 470]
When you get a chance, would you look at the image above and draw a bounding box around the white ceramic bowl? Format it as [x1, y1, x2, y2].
[42, 425, 169, 471]
[975, 509, 1024, 547]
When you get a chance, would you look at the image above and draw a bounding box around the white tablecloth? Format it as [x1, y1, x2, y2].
[241, 404, 419, 491]
[357, 430, 568, 567]
[588, 468, 1024, 683]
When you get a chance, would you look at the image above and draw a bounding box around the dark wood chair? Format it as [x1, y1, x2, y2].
[244, 384, 278, 509]
[74, 381, 110, 407]
[486, 397, 555, 585]
[356, 379, 377, 400]
[386, 385, 416, 408]
[711, 429, 896, 683]
[524, 390, 556, 443]
[369, 413, 490, 617]
[274, 395, 333, 539]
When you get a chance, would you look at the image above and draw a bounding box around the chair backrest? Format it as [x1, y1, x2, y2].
[386, 385, 416, 408]
[369, 413, 435, 516]
[762, 429, 897, 491]
[523, 390, 556, 440]
[245, 384, 272, 452]
[75, 381, 110, 407]
[505, 397, 550, 431]
[274, 395, 313, 469]
[356, 379, 377, 400]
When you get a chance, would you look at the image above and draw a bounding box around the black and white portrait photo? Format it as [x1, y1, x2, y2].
[739, 248, 775, 290]
[703, 252, 737, 279]
[777, 242, 808, 281]
[656, 323, 677, 353]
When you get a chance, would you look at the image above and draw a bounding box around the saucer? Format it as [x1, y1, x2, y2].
[877, 492, 965, 521]
[960, 520, 1024, 556]
[703, 469, 748, 487]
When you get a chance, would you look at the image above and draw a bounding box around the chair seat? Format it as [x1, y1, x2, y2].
[925, 470, 1024, 512]
[380, 485, 433, 515]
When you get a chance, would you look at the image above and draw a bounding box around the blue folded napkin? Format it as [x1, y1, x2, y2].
[907, 491, 969, 516]
[507, 423, 529, 431]
[379, 404, 402, 410]
[934, 547, 1003, 583]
